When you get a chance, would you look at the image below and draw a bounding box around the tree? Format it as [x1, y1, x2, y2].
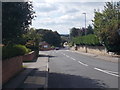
[2, 2, 35, 45]
[22, 28, 42, 47]
[70, 26, 93, 38]
[37, 29, 62, 47]
[93, 2, 120, 53]
[70, 27, 79, 37]
[87, 25, 94, 35]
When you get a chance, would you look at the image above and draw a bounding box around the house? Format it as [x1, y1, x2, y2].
[39, 41, 51, 51]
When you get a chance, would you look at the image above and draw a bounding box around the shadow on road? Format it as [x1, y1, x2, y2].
[48, 72, 110, 89]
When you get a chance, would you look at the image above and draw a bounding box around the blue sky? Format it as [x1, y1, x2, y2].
[30, 0, 118, 34]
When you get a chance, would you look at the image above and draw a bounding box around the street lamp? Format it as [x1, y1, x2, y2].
[83, 13, 87, 53]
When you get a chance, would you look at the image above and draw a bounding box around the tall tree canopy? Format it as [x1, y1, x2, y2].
[70, 25, 93, 38]
[37, 29, 62, 47]
[93, 2, 120, 53]
[2, 2, 35, 44]
[87, 25, 94, 35]
[70, 27, 79, 37]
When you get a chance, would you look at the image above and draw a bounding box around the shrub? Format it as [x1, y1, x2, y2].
[2, 44, 31, 60]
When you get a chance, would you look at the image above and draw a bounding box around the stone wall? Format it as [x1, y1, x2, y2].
[2, 56, 23, 84]
[71, 46, 112, 56]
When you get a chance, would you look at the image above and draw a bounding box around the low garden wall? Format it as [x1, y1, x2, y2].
[22, 51, 36, 61]
[2, 56, 23, 84]
[71, 46, 112, 56]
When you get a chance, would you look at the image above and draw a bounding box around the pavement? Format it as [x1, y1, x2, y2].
[2, 51, 49, 89]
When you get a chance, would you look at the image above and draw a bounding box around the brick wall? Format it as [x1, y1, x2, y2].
[2, 56, 23, 84]
[22, 51, 36, 61]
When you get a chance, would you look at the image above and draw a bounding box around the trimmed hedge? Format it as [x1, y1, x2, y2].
[2, 44, 31, 60]
[73, 34, 101, 46]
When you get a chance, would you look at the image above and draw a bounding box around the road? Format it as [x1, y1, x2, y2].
[44, 49, 118, 88]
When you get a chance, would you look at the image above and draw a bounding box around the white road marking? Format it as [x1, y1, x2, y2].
[66, 55, 70, 58]
[94, 68, 119, 77]
[105, 70, 118, 74]
[70, 57, 76, 61]
[63, 53, 66, 55]
[78, 61, 88, 66]
[59, 51, 119, 77]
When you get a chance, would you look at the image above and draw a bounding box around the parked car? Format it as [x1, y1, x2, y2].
[55, 47, 59, 50]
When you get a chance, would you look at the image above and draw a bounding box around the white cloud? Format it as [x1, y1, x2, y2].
[31, 1, 108, 34]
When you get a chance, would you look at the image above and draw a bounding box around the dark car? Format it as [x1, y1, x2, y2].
[55, 47, 59, 50]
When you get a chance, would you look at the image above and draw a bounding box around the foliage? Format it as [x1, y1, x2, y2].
[61, 34, 69, 44]
[22, 28, 42, 50]
[36, 29, 62, 47]
[2, 2, 35, 45]
[70, 27, 80, 37]
[87, 25, 94, 34]
[2, 44, 31, 60]
[93, 2, 120, 53]
[70, 25, 94, 38]
[73, 34, 101, 46]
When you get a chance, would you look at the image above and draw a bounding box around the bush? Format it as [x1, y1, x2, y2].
[2, 44, 31, 60]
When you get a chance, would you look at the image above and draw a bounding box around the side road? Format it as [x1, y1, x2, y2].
[2, 51, 49, 89]
[70, 50, 119, 63]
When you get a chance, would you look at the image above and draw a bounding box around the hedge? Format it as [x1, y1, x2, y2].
[2, 44, 31, 60]
[73, 34, 101, 46]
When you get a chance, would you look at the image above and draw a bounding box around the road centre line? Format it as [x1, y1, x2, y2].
[66, 55, 70, 58]
[61, 52, 66, 56]
[70, 57, 76, 61]
[94, 68, 119, 77]
[60, 51, 119, 77]
[78, 61, 88, 66]
[61, 53, 69, 57]
[61, 52, 119, 77]
[61, 52, 88, 66]
[61, 53, 74, 60]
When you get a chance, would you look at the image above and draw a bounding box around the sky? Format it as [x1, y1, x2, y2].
[30, 0, 119, 34]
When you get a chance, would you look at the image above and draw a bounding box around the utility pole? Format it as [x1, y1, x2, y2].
[83, 13, 87, 53]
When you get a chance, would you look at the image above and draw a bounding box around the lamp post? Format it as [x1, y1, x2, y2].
[83, 13, 87, 53]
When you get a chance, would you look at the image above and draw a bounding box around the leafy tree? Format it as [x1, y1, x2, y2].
[93, 2, 120, 53]
[37, 29, 62, 47]
[87, 25, 94, 35]
[2, 2, 35, 45]
[70, 27, 79, 37]
[20, 28, 42, 51]
[70, 26, 93, 38]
